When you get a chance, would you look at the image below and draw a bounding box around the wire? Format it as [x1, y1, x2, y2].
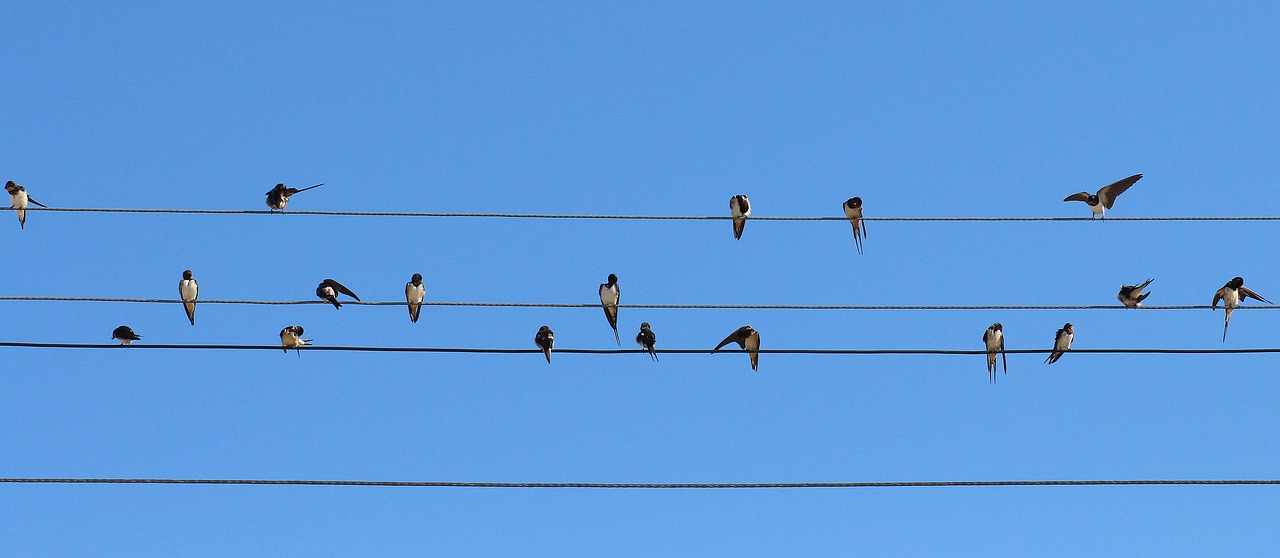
[23, 207, 1280, 221]
[0, 477, 1275, 489]
[2, 342, 1279, 355]
[0, 297, 1266, 311]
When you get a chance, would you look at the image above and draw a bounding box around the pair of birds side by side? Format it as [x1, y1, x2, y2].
[729, 195, 868, 255]
[980, 322, 1074, 382]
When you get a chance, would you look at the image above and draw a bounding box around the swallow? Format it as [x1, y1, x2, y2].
[112, 325, 142, 346]
[636, 322, 658, 362]
[179, 269, 199, 325]
[265, 182, 323, 211]
[405, 273, 425, 323]
[1117, 278, 1154, 308]
[1044, 323, 1074, 364]
[1212, 277, 1271, 341]
[730, 194, 751, 240]
[713, 325, 760, 371]
[599, 273, 620, 345]
[535, 325, 555, 364]
[6, 180, 47, 230]
[1063, 174, 1143, 219]
[316, 278, 360, 309]
[983, 323, 1006, 383]
[843, 197, 866, 254]
[280, 325, 311, 356]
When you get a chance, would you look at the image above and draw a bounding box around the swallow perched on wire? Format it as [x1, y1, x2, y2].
[112, 325, 142, 346]
[636, 322, 658, 362]
[405, 273, 425, 323]
[1212, 277, 1271, 341]
[983, 323, 1006, 383]
[265, 182, 323, 211]
[1044, 323, 1074, 364]
[280, 325, 311, 356]
[535, 325, 555, 364]
[843, 197, 866, 254]
[599, 274, 620, 345]
[179, 269, 199, 325]
[1117, 278, 1154, 308]
[1063, 174, 1142, 219]
[6, 180, 47, 230]
[730, 195, 751, 240]
[316, 278, 360, 309]
[713, 325, 760, 371]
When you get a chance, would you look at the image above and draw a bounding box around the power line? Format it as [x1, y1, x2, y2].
[2, 342, 1278, 355]
[23, 207, 1280, 221]
[0, 477, 1275, 489]
[0, 296, 1267, 311]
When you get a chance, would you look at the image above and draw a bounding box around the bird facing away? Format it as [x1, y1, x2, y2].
[178, 269, 199, 325]
[279, 325, 311, 357]
[405, 273, 425, 323]
[843, 197, 866, 254]
[6, 180, 47, 230]
[599, 273, 620, 346]
[112, 325, 141, 346]
[983, 323, 1006, 383]
[1063, 174, 1143, 219]
[1117, 278, 1154, 308]
[316, 278, 360, 309]
[713, 325, 760, 371]
[1212, 277, 1271, 341]
[265, 182, 323, 211]
[730, 195, 751, 240]
[534, 325, 555, 364]
[1044, 323, 1074, 364]
[636, 322, 658, 362]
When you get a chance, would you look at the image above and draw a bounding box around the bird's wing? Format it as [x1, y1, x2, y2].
[26, 196, 46, 208]
[1097, 174, 1143, 209]
[1212, 288, 1225, 308]
[1239, 286, 1272, 304]
[327, 279, 360, 301]
[713, 331, 745, 352]
[999, 336, 1007, 373]
[1063, 192, 1092, 203]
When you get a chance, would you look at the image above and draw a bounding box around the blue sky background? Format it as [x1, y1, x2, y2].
[3, 2, 1279, 555]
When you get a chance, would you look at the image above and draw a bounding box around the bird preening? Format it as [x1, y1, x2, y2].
[1117, 279, 1154, 308]
[280, 325, 311, 356]
[636, 322, 658, 362]
[112, 325, 142, 346]
[730, 195, 750, 240]
[316, 278, 360, 309]
[713, 325, 760, 371]
[1212, 277, 1271, 341]
[6, 180, 47, 230]
[265, 182, 323, 211]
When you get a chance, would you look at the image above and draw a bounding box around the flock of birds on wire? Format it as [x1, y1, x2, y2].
[5, 174, 1274, 380]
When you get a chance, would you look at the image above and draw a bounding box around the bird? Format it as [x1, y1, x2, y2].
[1063, 174, 1143, 219]
[713, 325, 760, 371]
[405, 273, 425, 323]
[636, 322, 658, 362]
[316, 278, 360, 309]
[265, 182, 323, 211]
[112, 325, 142, 346]
[1044, 323, 1074, 364]
[279, 325, 311, 356]
[535, 325, 555, 364]
[1212, 277, 1271, 341]
[1117, 278, 1154, 308]
[843, 197, 866, 254]
[599, 273, 620, 345]
[5, 180, 47, 230]
[730, 195, 751, 240]
[983, 323, 1006, 383]
[178, 269, 199, 325]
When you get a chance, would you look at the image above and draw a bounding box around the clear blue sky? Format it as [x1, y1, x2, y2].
[3, 2, 1279, 555]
